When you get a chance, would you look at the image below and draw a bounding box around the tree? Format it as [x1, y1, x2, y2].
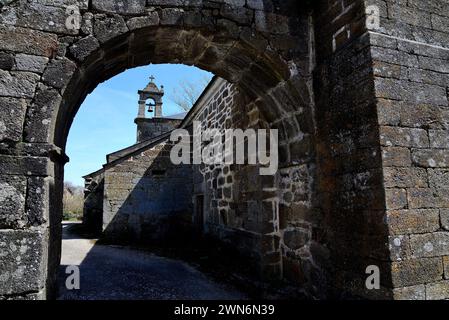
[170, 75, 212, 111]
[63, 182, 84, 221]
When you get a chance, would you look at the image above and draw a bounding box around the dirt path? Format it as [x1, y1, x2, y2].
[58, 222, 247, 300]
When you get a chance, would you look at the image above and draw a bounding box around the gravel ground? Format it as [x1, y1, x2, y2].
[58, 222, 247, 300]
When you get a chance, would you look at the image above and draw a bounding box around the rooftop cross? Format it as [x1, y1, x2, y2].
[149, 75, 155, 83]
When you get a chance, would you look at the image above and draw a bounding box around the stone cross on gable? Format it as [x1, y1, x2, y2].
[149, 75, 155, 82]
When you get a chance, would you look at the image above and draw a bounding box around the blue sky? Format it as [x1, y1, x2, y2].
[65, 64, 213, 186]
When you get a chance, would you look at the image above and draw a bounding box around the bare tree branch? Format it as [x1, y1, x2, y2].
[63, 182, 84, 221]
[169, 75, 213, 112]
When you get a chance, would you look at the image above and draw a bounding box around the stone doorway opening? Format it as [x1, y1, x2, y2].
[57, 57, 298, 299]
[60, 63, 253, 299]
[42, 20, 316, 299]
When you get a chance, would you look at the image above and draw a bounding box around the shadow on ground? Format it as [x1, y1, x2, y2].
[58, 222, 248, 300]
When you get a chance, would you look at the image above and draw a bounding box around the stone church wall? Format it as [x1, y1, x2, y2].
[136, 117, 182, 143]
[188, 76, 320, 290]
[189, 80, 275, 276]
[101, 139, 193, 243]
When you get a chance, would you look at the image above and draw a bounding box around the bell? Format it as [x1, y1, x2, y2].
[146, 102, 155, 113]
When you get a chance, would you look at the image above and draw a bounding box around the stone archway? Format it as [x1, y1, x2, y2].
[0, 0, 320, 299]
[3, 0, 445, 300]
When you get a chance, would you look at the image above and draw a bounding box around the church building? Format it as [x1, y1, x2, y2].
[83, 76, 232, 243]
[81, 74, 306, 289]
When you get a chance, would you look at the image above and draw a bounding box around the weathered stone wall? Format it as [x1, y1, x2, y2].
[310, 0, 449, 300]
[82, 170, 104, 234]
[102, 139, 193, 243]
[2, 0, 448, 300]
[190, 79, 281, 277]
[313, 0, 388, 299]
[368, 0, 449, 300]
[0, 0, 313, 299]
[188, 73, 320, 291]
[136, 117, 182, 143]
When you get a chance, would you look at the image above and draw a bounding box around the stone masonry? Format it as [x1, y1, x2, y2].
[82, 77, 193, 242]
[134, 76, 183, 142]
[101, 139, 193, 243]
[0, 0, 449, 300]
